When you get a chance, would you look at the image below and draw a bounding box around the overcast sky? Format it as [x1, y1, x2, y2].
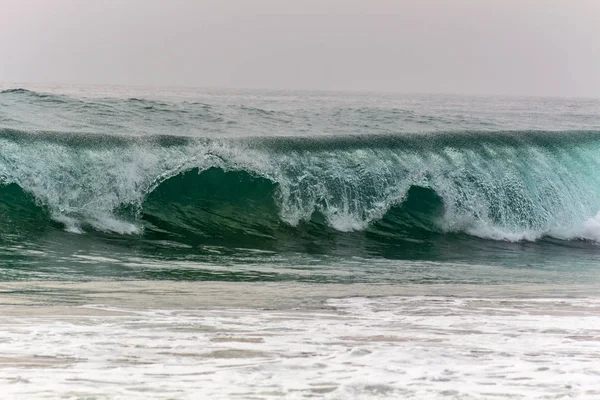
[1, 0, 599, 97]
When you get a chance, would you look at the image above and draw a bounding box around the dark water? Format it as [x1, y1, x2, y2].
[1, 85, 600, 284]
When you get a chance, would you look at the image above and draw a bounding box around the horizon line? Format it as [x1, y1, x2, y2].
[1, 80, 598, 101]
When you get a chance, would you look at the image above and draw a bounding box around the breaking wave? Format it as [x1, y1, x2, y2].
[3, 127, 600, 250]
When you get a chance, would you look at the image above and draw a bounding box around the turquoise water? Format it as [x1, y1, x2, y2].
[1, 86, 600, 284]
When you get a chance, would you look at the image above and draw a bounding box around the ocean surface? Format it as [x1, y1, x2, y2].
[1, 84, 600, 399]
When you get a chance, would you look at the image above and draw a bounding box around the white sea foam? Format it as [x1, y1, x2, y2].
[0, 292, 599, 399]
[455, 212, 600, 244]
[580, 211, 600, 242]
[51, 214, 83, 234]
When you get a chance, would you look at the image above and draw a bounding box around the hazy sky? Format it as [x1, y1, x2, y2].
[1, 0, 599, 97]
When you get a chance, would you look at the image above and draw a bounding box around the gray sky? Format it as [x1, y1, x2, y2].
[1, 0, 599, 97]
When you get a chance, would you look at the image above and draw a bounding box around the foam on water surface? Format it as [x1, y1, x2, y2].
[0, 283, 599, 399]
[0, 282, 600, 399]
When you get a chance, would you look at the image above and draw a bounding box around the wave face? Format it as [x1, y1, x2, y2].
[2, 88, 600, 259]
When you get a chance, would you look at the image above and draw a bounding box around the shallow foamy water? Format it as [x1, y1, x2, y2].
[0, 282, 599, 399]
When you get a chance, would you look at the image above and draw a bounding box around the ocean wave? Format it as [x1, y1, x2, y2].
[2, 128, 600, 248]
